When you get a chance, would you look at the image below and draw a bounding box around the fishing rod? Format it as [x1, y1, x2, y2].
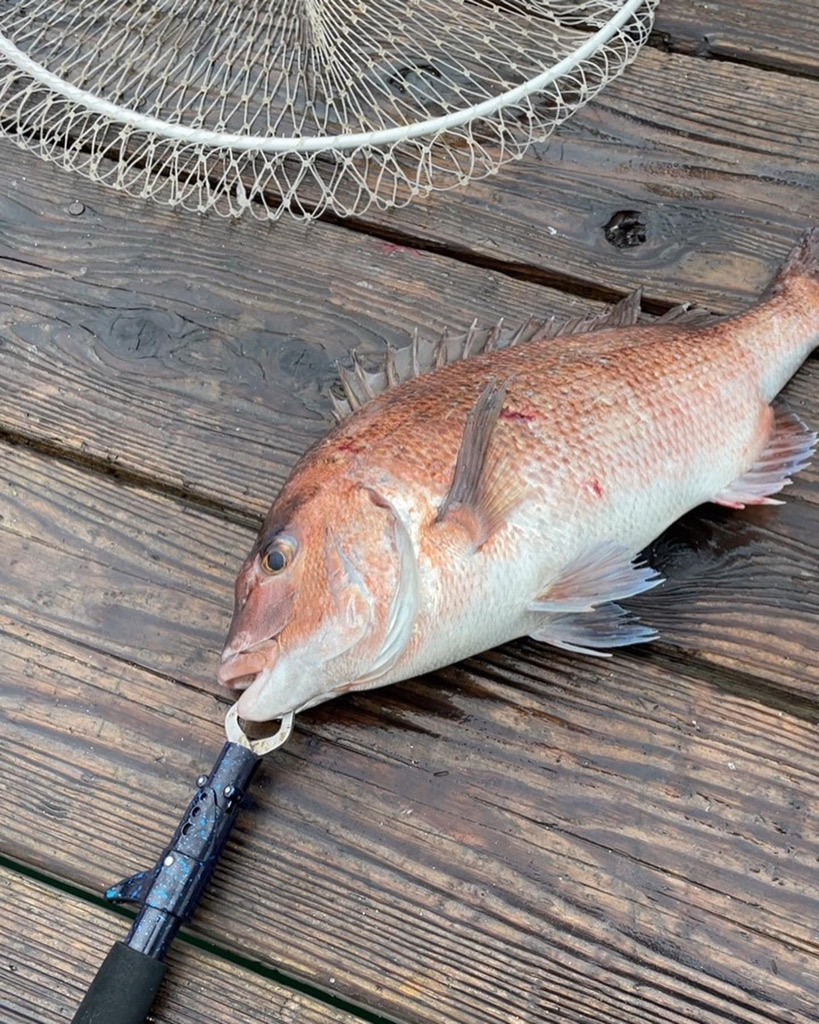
[71, 706, 295, 1024]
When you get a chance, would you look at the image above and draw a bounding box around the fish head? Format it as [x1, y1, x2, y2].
[219, 478, 417, 721]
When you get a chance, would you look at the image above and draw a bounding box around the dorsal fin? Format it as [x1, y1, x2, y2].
[655, 303, 719, 327]
[329, 290, 644, 420]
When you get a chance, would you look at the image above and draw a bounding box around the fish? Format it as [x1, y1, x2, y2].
[219, 229, 819, 722]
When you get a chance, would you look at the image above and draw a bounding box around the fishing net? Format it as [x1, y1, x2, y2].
[0, 1, 658, 220]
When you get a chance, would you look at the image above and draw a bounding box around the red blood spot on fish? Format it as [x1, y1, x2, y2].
[588, 479, 604, 498]
[336, 439, 365, 454]
[500, 408, 536, 423]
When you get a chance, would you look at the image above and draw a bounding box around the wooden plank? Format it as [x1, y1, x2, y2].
[0, 867, 362, 1024]
[653, 0, 819, 78]
[1, 142, 818, 524]
[339, 48, 819, 310]
[0, 13, 816, 1023]
[2, 441, 818, 699]
[2, 602, 819, 1022]
[0, 143, 603, 517]
[2, 444, 819, 1021]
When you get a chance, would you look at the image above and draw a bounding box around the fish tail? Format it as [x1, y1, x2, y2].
[766, 227, 819, 297]
[744, 228, 819, 401]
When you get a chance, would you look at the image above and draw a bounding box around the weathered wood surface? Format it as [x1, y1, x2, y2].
[654, 0, 819, 77]
[0, 144, 601, 517]
[5, 620, 819, 1024]
[3, 438, 818, 697]
[2, 442, 819, 1023]
[4, 432, 818, 696]
[1, 138, 817, 522]
[2, 2, 819, 1022]
[0, 868, 361, 1024]
[290, 50, 819, 309]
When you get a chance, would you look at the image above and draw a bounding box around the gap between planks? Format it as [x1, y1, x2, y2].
[650, 0, 819, 79]
[4, 603, 819, 1024]
[0, 860, 388, 1024]
[0, 425, 263, 529]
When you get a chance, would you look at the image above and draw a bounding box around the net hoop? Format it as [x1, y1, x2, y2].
[0, 1, 658, 219]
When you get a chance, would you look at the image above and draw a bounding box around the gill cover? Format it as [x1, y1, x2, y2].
[233, 487, 419, 719]
[336, 491, 419, 694]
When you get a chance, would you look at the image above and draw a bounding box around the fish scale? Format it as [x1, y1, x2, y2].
[219, 229, 819, 722]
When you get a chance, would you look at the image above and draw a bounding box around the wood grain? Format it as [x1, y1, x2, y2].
[1, 9, 819, 1022]
[2, 442, 819, 1021]
[2, 440, 818, 699]
[0, 143, 603, 516]
[340, 48, 819, 310]
[2, 52, 818, 523]
[654, 0, 819, 77]
[0, 868, 361, 1024]
[2, 609, 818, 1023]
[1, 138, 817, 523]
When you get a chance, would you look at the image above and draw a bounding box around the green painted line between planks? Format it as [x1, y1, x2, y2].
[0, 852, 400, 1024]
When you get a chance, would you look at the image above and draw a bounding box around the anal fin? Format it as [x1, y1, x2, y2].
[530, 603, 658, 657]
[713, 410, 817, 509]
[527, 542, 662, 657]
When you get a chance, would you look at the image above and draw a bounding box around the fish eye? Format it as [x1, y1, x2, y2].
[260, 535, 297, 575]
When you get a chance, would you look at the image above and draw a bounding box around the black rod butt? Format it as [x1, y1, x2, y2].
[72, 941, 166, 1024]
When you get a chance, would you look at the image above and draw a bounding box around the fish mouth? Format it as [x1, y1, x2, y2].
[237, 670, 299, 722]
[218, 642, 278, 691]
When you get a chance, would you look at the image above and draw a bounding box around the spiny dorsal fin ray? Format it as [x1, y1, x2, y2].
[437, 378, 523, 548]
[539, 288, 642, 340]
[655, 303, 719, 327]
[330, 290, 644, 420]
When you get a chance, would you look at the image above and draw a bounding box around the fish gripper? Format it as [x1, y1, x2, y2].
[71, 740, 262, 1024]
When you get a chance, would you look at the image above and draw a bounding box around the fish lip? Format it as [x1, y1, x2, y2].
[237, 675, 301, 722]
[218, 642, 278, 689]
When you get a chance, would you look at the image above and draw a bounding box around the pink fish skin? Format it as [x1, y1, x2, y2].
[219, 230, 819, 722]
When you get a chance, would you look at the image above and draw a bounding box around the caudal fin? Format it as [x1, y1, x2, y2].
[753, 228, 819, 409]
[767, 227, 819, 296]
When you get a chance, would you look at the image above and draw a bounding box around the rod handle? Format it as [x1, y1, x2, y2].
[71, 941, 166, 1024]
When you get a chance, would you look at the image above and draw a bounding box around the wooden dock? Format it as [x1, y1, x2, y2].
[2, 3, 818, 1022]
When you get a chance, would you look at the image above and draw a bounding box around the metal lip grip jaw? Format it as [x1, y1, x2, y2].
[71, 709, 294, 1024]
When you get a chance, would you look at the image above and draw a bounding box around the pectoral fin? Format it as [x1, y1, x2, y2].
[713, 410, 817, 509]
[437, 378, 523, 547]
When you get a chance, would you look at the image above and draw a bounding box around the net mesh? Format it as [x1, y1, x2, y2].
[0, 0, 658, 220]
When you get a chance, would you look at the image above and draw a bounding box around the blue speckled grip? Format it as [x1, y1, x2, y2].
[72, 741, 263, 1023]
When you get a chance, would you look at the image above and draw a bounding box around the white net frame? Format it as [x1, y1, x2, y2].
[0, 0, 658, 220]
